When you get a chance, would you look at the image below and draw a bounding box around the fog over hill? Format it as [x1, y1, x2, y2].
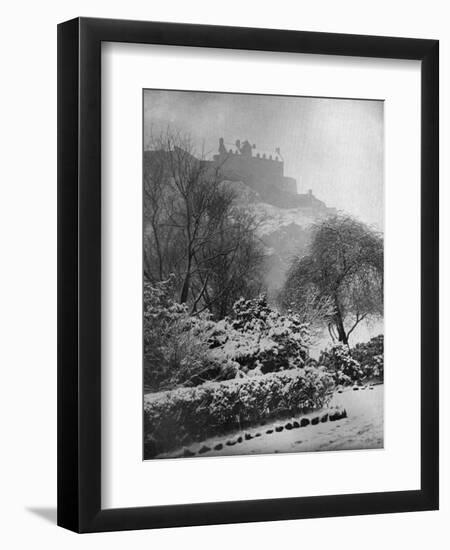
[222, 178, 334, 297]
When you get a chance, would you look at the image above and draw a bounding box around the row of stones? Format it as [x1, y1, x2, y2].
[179, 407, 348, 458]
[338, 384, 376, 394]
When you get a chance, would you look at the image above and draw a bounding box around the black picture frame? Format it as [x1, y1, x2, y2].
[57, 17, 439, 533]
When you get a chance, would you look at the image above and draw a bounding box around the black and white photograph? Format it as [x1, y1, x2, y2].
[143, 89, 384, 460]
[0, 3, 442, 542]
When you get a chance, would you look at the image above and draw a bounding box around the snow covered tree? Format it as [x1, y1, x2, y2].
[282, 215, 383, 345]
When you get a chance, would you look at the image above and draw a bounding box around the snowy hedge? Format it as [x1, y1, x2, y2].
[144, 366, 334, 457]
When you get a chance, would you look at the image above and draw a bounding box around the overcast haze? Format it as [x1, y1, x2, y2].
[144, 89, 384, 229]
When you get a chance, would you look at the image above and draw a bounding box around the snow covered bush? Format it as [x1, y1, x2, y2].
[143, 278, 239, 391]
[318, 335, 384, 385]
[144, 288, 312, 391]
[318, 343, 363, 385]
[215, 295, 310, 374]
[351, 335, 384, 381]
[144, 366, 335, 457]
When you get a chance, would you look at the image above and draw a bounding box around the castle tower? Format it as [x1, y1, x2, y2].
[240, 140, 252, 157]
[218, 137, 227, 156]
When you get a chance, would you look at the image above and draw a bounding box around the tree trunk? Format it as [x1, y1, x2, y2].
[151, 219, 164, 281]
[333, 300, 348, 345]
[180, 254, 192, 303]
[180, 271, 190, 303]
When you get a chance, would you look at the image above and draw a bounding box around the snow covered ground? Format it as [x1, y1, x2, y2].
[159, 384, 383, 459]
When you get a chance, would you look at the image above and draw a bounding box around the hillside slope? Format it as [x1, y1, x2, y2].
[225, 180, 335, 294]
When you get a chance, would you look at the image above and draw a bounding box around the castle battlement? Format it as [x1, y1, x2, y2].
[215, 138, 283, 162]
[209, 137, 296, 197]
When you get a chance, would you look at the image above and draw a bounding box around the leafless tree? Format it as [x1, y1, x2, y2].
[143, 130, 266, 317]
[192, 207, 266, 318]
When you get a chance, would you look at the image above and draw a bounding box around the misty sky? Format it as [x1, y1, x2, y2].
[143, 89, 384, 229]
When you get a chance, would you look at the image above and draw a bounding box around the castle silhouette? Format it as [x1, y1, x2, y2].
[145, 137, 330, 212]
[207, 138, 327, 211]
